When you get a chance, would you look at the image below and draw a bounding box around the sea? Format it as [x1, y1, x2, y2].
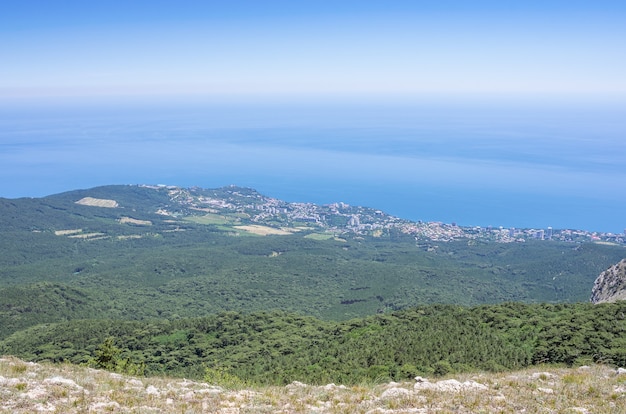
[1, 95, 625, 234]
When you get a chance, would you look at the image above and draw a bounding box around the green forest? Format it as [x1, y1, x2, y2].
[1, 185, 625, 385]
[2, 226, 624, 339]
[2, 302, 625, 385]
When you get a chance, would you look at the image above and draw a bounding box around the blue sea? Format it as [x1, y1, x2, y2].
[1, 95, 625, 233]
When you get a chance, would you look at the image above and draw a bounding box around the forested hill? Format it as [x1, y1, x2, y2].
[0, 184, 625, 340]
[2, 302, 626, 385]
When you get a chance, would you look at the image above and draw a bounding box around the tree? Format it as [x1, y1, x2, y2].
[88, 337, 144, 375]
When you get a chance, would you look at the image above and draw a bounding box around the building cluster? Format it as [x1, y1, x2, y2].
[160, 186, 625, 245]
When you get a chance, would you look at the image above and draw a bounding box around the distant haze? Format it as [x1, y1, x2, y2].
[1, 1, 625, 98]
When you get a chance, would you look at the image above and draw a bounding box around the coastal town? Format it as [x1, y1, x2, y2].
[151, 185, 626, 245]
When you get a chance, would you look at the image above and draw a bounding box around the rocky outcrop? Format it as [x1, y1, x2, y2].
[413, 376, 488, 392]
[591, 259, 626, 303]
[2, 356, 626, 413]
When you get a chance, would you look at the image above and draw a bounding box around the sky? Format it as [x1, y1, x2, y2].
[1, 0, 626, 100]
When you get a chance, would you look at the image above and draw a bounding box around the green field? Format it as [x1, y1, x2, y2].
[184, 213, 237, 225]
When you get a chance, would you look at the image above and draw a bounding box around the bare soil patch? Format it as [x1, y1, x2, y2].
[75, 197, 118, 208]
[67, 232, 108, 240]
[118, 217, 152, 226]
[234, 225, 294, 236]
[54, 229, 83, 236]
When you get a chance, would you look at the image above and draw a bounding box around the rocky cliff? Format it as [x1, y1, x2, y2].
[591, 259, 626, 303]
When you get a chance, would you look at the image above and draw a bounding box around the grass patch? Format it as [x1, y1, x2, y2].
[304, 233, 336, 240]
[184, 214, 236, 225]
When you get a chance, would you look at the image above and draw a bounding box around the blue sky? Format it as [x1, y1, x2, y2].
[1, 0, 625, 100]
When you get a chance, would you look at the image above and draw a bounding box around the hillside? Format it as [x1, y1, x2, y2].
[2, 303, 626, 384]
[1, 356, 625, 413]
[1, 184, 625, 340]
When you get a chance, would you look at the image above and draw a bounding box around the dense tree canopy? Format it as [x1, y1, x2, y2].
[2, 302, 625, 385]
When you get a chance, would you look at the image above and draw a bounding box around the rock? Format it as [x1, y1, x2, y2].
[531, 372, 556, 380]
[127, 378, 143, 387]
[537, 387, 554, 394]
[436, 379, 464, 392]
[194, 387, 223, 395]
[591, 259, 626, 303]
[24, 386, 50, 400]
[286, 380, 307, 388]
[380, 387, 411, 399]
[145, 385, 160, 395]
[43, 376, 83, 389]
[33, 402, 56, 413]
[414, 378, 487, 392]
[616, 367, 626, 375]
[90, 401, 121, 411]
[322, 383, 346, 390]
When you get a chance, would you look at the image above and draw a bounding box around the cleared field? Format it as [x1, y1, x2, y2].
[118, 217, 152, 226]
[234, 225, 294, 236]
[184, 214, 235, 225]
[304, 233, 346, 242]
[67, 232, 107, 240]
[54, 229, 83, 236]
[304, 232, 335, 240]
[117, 235, 144, 240]
[75, 197, 119, 208]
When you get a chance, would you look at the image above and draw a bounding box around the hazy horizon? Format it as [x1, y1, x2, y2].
[2, 1, 626, 98]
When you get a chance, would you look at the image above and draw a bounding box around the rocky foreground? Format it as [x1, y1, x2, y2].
[1, 356, 625, 413]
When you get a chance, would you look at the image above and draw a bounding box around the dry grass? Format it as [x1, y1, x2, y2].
[1, 356, 625, 413]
